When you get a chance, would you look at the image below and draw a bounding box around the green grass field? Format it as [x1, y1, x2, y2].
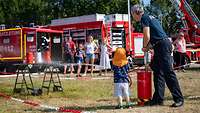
[0, 69, 200, 113]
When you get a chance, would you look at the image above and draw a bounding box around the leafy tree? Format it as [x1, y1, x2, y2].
[0, 0, 143, 27]
[0, 2, 5, 24]
[144, 0, 200, 35]
[0, 0, 47, 26]
[188, 0, 200, 19]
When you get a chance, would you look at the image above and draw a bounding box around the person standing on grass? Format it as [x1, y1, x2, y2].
[76, 43, 85, 77]
[131, 4, 184, 107]
[99, 39, 111, 75]
[63, 36, 76, 77]
[112, 47, 132, 109]
[83, 35, 98, 76]
[173, 32, 187, 71]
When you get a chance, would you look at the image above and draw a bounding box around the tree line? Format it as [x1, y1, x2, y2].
[0, 0, 199, 34]
[0, 0, 139, 27]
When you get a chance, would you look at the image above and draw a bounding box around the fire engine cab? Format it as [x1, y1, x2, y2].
[0, 27, 63, 72]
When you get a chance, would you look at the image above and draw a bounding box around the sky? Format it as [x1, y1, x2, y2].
[141, 0, 151, 6]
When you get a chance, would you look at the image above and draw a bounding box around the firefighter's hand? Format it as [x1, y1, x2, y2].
[142, 47, 148, 52]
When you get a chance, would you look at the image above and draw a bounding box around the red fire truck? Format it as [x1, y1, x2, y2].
[48, 14, 144, 64]
[0, 27, 63, 72]
[170, 0, 200, 63]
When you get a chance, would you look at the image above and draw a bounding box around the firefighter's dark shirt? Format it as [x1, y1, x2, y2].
[141, 14, 167, 45]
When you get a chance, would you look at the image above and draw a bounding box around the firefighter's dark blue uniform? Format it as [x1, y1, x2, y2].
[141, 14, 184, 104]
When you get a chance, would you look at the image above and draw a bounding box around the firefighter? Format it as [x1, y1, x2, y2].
[41, 36, 51, 63]
[131, 4, 184, 107]
[41, 36, 50, 51]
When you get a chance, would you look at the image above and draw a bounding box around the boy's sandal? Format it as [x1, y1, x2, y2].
[115, 105, 123, 109]
[125, 103, 133, 109]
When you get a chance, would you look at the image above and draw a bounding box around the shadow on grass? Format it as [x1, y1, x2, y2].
[164, 95, 200, 101]
[37, 98, 140, 112]
[60, 96, 200, 111]
[39, 104, 139, 112]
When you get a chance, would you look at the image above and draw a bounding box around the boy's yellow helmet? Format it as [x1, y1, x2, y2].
[112, 47, 128, 67]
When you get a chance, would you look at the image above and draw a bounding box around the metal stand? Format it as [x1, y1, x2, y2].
[13, 64, 34, 94]
[41, 65, 63, 94]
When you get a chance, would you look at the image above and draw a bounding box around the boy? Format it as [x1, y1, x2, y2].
[76, 43, 85, 77]
[112, 48, 132, 109]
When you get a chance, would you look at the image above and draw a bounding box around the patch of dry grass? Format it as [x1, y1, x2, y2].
[0, 69, 200, 113]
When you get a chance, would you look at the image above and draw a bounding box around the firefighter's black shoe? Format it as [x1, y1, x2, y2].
[171, 101, 184, 107]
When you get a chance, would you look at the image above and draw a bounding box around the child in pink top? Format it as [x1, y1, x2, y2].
[173, 32, 186, 71]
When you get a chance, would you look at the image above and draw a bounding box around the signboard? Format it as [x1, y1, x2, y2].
[0, 29, 22, 60]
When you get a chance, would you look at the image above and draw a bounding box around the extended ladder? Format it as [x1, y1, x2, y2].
[170, 0, 200, 28]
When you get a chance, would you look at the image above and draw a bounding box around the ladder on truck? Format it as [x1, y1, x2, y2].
[111, 27, 125, 51]
[170, 0, 200, 28]
[181, 0, 200, 28]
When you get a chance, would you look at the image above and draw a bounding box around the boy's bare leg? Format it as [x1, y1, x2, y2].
[83, 60, 89, 76]
[77, 64, 81, 76]
[64, 64, 67, 74]
[117, 96, 123, 106]
[125, 96, 130, 104]
[70, 64, 74, 77]
[125, 96, 132, 108]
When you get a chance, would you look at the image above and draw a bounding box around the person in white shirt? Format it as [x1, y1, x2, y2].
[83, 35, 98, 76]
[99, 39, 111, 75]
